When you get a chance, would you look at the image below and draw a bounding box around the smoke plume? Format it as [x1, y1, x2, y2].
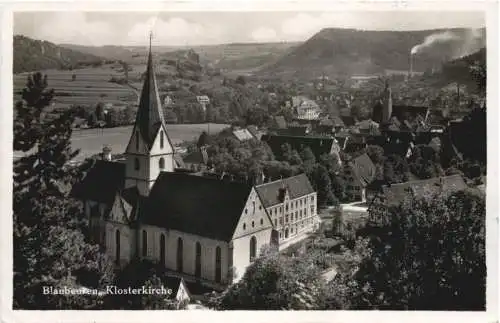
[410, 28, 485, 58]
[411, 31, 460, 55]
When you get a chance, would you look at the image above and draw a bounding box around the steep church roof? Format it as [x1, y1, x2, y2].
[133, 35, 170, 149]
[141, 172, 253, 242]
[71, 160, 125, 204]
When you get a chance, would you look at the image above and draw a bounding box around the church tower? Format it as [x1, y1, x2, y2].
[124, 34, 175, 196]
[381, 80, 393, 123]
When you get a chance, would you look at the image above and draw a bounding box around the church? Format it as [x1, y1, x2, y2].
[72, 39, 320, 287]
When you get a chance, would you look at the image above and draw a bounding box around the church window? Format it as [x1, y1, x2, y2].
[252, 201, 255, 214]
[260, 218, 263, 225]
[215, 246, 222, 283]
[135, 158, 140, 171]
[259, 205, 262, 210]
[160, 233, 166, 266]
[160, 130, 164, 149]
[243, 223, 246, 230]
[135, 131, 139, 150]
[176, 237, 183, 273]
[115, 229, 120, 265]
[251, 221, 255, 228]
[142, 230, 147, 257]
[195, 242, 202, 278]
[245, 208, 248, 214]
[249, 236, 257, 262]
[159, 157, 165, 169]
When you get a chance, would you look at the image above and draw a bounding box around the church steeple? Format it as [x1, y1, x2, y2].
[124, 33, 177, 197]
[133, 32, 166, 148]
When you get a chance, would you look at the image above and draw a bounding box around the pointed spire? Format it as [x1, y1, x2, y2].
[132, 32, 166, 148]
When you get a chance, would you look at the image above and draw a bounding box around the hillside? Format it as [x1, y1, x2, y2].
[263, 28, 486, 78]
[60, 42, 299, 73]
[14, 35, 106, 74]
[425, 47, 486, 92]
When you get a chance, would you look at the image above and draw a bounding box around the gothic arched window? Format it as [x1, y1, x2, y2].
[159, 157, 165, 169]
[160, 233, 166, 266]
[176, 237, 183, 273]
[250, 236, 257, 262]
[215, 246, 222, 283]
[195, 242, 202, 278]
[160, 130, 164, 149]
[115, 229, 120, 265]
[135, 131, 139, 151]
[142, 230, 147, 257]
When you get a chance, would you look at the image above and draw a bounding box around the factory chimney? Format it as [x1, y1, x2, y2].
[382, 80, 393, 123]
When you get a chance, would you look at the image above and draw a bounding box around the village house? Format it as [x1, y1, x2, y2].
[342, 153, 377, 202]
[261, 134, 342, 165]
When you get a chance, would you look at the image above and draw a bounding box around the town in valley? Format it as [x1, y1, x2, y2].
[12, 11, 487, 311]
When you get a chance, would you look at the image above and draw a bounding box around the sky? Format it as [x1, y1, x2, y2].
[14, 11, 486, 47]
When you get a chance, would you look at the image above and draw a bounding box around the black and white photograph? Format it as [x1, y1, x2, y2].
[2, 1, 498, 319]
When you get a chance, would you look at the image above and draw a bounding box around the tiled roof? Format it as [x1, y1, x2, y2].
[261, 134, 337, 161]
[141, 172, 253, 242]
[379, 174, 467, 206]
[232, 129, 254, 141]
[349, 153, 376, 186]
[255, 174, 315, 208]
[71, 160, 125, 204]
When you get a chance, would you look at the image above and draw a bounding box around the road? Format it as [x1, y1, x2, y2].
[14, 123, 228, 162]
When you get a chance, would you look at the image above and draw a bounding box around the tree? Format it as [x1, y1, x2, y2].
[13, 73, 114, 309]
[235, 75, 246, 86]
[197, 131, 212, 148]
[349, 189, 486, 310]
[95, 102, 105, 121]
[307, 164, 336, 208]
[213, 250, 328, 310]
[365, 145, 385, 165]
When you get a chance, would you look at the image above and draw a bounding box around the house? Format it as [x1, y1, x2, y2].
[370, 175, 468, 224]
[232, 128, 255, 142]
[247, 125, 264, 140]
[372, 82, 430, 126]
[72, 40, 278, 287]
[292, 96, 321, 120]
[196, 95, 210, 112]
[342, 153, 376, 202]
[261, 134, 341, 163]
[255, 174, 319, 246]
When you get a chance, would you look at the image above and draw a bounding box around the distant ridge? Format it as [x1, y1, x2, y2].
[262, 27, 486, 78]
[14, 35, 105, 74]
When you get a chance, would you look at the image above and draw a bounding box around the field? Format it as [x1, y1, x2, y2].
[14, 65, 138, 108]
[14, 123, 229, 162]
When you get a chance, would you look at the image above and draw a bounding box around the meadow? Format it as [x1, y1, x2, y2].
[13, 123, 229, 162]
[14, 65, 137, 108]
